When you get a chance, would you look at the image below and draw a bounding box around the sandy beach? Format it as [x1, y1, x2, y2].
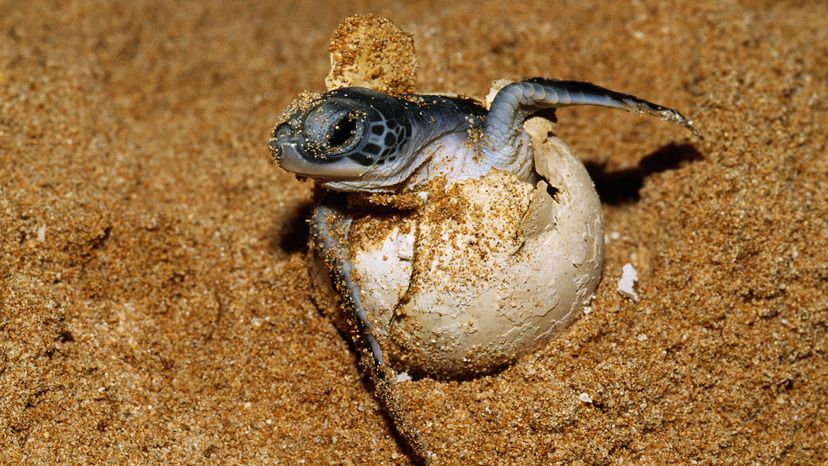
[1, 0, 826, 463]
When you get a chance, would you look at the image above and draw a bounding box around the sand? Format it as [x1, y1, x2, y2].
[1, 0, 826, 464]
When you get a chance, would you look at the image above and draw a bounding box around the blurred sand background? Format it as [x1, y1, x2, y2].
[1, 0, 826, 463]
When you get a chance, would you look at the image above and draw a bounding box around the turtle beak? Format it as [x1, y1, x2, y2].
[269, 122, 297, 165]
[268, 137, 283, 162]
[272, 140, 370, 179]
[273, 141, 315, 174]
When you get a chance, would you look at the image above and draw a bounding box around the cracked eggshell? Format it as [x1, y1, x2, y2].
[325, 14, 417, 95]
[309, 119, 603, 377]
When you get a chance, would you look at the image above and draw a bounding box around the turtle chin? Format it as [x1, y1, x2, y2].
[275, 143, 370, 180]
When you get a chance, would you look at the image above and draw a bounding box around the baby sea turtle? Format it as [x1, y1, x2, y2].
[270, 79, 694, 377]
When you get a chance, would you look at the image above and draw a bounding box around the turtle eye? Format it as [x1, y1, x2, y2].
[303, 103, 364, 157]
[326, 113, 360, 151]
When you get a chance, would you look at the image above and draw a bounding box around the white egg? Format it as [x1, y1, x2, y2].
[309, 117, 603, 377]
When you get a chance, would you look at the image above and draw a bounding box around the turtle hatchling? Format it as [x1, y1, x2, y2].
[270, 78, 694, 377]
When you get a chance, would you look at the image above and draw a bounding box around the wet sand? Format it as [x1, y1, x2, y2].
[1, 1, 826, 463]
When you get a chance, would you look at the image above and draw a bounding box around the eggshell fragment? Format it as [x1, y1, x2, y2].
[618, 262, 640, 302]
[325, 14, 417, 95]
[309, 118, 604, 377]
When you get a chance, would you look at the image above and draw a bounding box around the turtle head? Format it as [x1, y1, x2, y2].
[270, 88, 415, 189]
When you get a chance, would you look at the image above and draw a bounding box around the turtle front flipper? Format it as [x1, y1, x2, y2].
[310, 199, 386, 368]
[483, 78, 697, 171]
[311, 197, 432, 459]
